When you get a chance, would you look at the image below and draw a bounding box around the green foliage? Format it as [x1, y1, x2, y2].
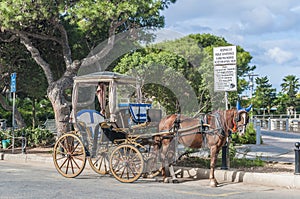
[178, 153, 264, 169]
[0, 128, 55, 147]
[253, 76, 277, 115]
[230, 156, 265, 168]
[231, 123, 259, 145]
[0, 0, 176, 132]
[0, 97, 54, 127]
[114, 46, 202, 114]
[115, 34, 255, 113]
[280, 75, 300, 108]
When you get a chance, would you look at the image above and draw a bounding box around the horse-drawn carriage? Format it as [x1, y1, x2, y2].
[53, 71, 165, 182]
[53, 71, 251, 186]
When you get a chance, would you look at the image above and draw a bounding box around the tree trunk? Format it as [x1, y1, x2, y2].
[47, 78, 73, 138]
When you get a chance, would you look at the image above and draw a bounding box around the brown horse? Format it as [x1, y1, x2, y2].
[154, 105, 251, 187]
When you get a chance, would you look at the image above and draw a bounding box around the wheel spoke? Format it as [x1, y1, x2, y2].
[65, 158, 70, 174]
[58, 139, 68, 153]
[58, 158, 68, 170]
[70, 156, 81, 170]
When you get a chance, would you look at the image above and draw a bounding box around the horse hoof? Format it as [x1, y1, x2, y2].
[209, 180, 218, 187]
[172, 179, 179, 184]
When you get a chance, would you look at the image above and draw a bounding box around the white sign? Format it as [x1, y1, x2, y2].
[214, 65, 237, 91]
[213, 46, 236, 65]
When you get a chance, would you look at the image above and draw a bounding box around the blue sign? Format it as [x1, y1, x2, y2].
[10, 73, 16, 93]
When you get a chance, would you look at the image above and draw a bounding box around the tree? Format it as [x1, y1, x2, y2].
[0, 0, 176, 136]
[114, 34, 255, 113]
[114, 46, 201, 114]
[280, 75, 300, 108]
[190, 33, 255, 108]
[253, 76, 276, 115]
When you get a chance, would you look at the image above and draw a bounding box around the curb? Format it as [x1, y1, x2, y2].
[0, 152, 53, 164]
[1, 152, 299, 189]
[177, 166, 300, 189]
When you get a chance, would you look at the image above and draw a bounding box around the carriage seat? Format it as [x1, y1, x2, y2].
[76, 109, 105, 138]
[129, 103, 152, 125]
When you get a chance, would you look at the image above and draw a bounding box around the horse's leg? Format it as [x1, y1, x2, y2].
[161, 137, 177, 183]
[209, 145, 219, 187]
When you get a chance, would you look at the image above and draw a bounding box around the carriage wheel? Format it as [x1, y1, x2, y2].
[109, 144, 144, 183]
[88, 148, 110, 175]
[53, 133, 86, 178]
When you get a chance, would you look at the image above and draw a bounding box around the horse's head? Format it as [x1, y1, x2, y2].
[235, 102, 252, 135]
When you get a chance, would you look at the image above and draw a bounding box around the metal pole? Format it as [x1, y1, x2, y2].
[221, 91, 229, 170]
[225, 91, 229, 110]
[221, 144, 228, 170]
[12, 91, 15, 153]
[255, 119, 261, 145]
[295, 142, 300, 175]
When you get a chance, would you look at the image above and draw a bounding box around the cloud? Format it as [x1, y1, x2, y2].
[162, 0, 300, 91]
[163, 0, 300, 35]
[265, 47, 294, 64]
[239, 6, 275, 34]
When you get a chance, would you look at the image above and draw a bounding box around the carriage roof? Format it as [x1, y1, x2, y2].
[71, 71, 141, 124]
[73, 71, 137, 85]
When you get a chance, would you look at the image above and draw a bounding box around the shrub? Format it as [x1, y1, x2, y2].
[231, 123, 260, 145]
[0, 128, 55, 147]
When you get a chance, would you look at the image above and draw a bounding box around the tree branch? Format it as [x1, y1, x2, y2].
[18, 30, 62, 45]
[19, 33, 54, 84]
[54, 22, 72, 67]
[0, 34, 17, 42]
[80, 20, 127, 68]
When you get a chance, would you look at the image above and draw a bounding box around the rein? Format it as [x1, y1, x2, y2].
[169, 113, 225, 138]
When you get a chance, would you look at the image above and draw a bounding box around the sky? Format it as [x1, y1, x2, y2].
[161, 0, 300, 93]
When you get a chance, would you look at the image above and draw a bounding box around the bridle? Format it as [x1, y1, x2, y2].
[234, 110, 249, 133]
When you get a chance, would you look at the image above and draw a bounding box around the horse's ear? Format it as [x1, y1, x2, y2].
[236, 101, 243, 111]
[245, 104, 252, 112]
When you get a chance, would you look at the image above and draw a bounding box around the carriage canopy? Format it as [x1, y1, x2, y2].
[71, 71, 141, 123]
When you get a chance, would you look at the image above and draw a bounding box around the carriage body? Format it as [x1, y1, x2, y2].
[52, 71, 162, 182]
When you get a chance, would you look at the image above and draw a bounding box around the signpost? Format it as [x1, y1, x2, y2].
[10, 73, 16, 153]
[213, 46, 237, 92]
[213, 46, 237, 170]
[213, 46, 237, 108]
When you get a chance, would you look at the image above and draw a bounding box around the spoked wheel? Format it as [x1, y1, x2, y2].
[53, 133, 86, 178]
[110, 144, 144, 183]
[88, 148, 110, 175]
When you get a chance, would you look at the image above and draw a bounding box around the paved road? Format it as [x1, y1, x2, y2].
[236, 130, 300, 163]
[1, 161, 300, 199]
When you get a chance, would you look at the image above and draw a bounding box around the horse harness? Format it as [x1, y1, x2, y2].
[161, 113, 226, 143]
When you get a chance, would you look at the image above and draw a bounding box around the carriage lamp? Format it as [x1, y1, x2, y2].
[295, 142, 300, 175]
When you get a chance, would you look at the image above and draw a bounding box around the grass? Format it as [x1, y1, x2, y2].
[176, 155, 265, 169]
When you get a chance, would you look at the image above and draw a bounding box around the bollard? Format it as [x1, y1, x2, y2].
[286, 118, 289, 132]
[22, 130, 26, 154]
[221, 144, 228, 170]
[295, 142, 300, 175]
[256, 120, 261, 145]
